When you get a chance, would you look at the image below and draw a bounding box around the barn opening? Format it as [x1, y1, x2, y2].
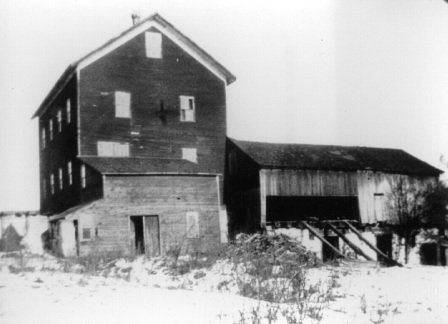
[266, 196, 360, 222]
[130, 215, 160, 257]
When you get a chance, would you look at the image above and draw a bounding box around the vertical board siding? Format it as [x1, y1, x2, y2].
[79, 27, 226, 175]
[262, 170, 358, 197]
[40, 75, 82, 214]
[73, 175, 221, 254]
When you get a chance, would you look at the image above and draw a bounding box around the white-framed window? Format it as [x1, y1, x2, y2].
[81, 165, 86, 188]
[66, 99, 71, 124]
[41, 127, 46, 148]
[115, 91, 131, 118]
[186, 212, 199, 239]
[50, 174, 55, 194]
[57, 110, 62, 132]
[97, 141, 130, 157]
[180, 96, 195, 122]
[80, 214, 94, 242]
[182, 148, 197, 163]
[68, 161, 72, 185]
[58, 168, 63, 190]
[145, 31, 162, 58]
[49, 119, 53, 140]
[374, 193, 385, 220]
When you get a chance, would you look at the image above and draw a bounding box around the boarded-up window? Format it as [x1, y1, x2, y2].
[81, 165, 86, 188]
[58, 168, 63, 190]
[374, 193, 384, 220]
[82, 228, 92, 240]
[145, 31, 162, 58]
[97, 141, 130, 157]
[115, 91, 131, 118]
[182, 148, 197, 163]
[68, 161, 72, 185]
[66, 99, 71, 124]
[186, 212, 199, 238]
[57, 110, 62, 132]
[180, 96, 195, 122]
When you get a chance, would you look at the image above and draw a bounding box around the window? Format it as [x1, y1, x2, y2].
[374, 193, 385, 220]
[68, 161, 72, 185]
[41, 127, 46, 148]
[115, 91, 131, 118]
[182, 148, 197, 163]
[82, 228, 92, 240]
[81, 165, 86, 188]
[58, 168, 63, 190]
[186, 212, 199, 238]
[180, 96, 195, 122]
[145, 31, 162, 58]
[49, 119, 53, 140]
[50, 174, 55, 194]
[57, 110, 62, 132]
[97, 141, 130, 157]
[43, 179, 47, 198]
[66, 99, 71, 124]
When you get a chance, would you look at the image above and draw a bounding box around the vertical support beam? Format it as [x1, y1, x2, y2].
[259, 169, 267, 225]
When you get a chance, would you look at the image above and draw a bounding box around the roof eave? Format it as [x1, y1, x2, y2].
[31, 65, 76, 119]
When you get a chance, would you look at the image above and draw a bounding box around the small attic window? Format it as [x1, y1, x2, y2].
[145, 32, 162, 58]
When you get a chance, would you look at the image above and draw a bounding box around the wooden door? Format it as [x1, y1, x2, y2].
[144, 216, 160, 257]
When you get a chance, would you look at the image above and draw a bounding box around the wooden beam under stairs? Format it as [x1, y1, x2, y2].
[301, 221, 347, 259]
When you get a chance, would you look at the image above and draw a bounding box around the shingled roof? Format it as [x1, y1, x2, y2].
[229, 138, 442, 176]
[78, 156, 207, 174]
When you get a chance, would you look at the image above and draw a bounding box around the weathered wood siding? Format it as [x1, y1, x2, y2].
[68, 175, 222, 254]
[258, 169, 437, 224]
[224, 140, 261, 235]
[356, 171, 438, 224]
[259, 169, 358, 223]
[78, 26, 227, 175]
[39, 75, 83, 214]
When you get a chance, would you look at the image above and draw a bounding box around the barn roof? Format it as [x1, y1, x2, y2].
[78, 156, 214, 175]
[32, 13, 236, 119]
[229, 138, 442, 176]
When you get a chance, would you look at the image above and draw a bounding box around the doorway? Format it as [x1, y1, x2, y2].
[322, 236, 340, 262]
[130, 215, 160, 257]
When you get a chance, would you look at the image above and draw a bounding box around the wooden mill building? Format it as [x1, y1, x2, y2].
[32, 13, 235, 256]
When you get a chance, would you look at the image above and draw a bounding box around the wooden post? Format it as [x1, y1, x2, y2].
[326, 222, 374, 261]
[301, 221, 347, 259]
[343, 221, 403, 267]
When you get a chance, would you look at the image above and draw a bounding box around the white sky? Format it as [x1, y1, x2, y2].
[1, 0, 447, 211]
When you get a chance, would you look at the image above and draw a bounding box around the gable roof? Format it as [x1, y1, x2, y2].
[229, 138, 442, 176]
[32, 13, 236, 119]
[78, 156, 214, 175]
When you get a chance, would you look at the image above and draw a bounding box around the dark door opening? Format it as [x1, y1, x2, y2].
[73, 220, 79, 257]
[376, 234, 392, 264]
[267, 196, 360, 222]
[322, 236, 340, 262]
[131, 216, 145, 254]
[130, 215, 160, 257]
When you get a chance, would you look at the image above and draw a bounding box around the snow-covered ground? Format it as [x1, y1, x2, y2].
[1, 254, 447, 324]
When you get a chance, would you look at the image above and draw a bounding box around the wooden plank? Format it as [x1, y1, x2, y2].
[326, 222, 374, 261]
[343, 221, 403, 267]
[301, 221, 346, 259]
